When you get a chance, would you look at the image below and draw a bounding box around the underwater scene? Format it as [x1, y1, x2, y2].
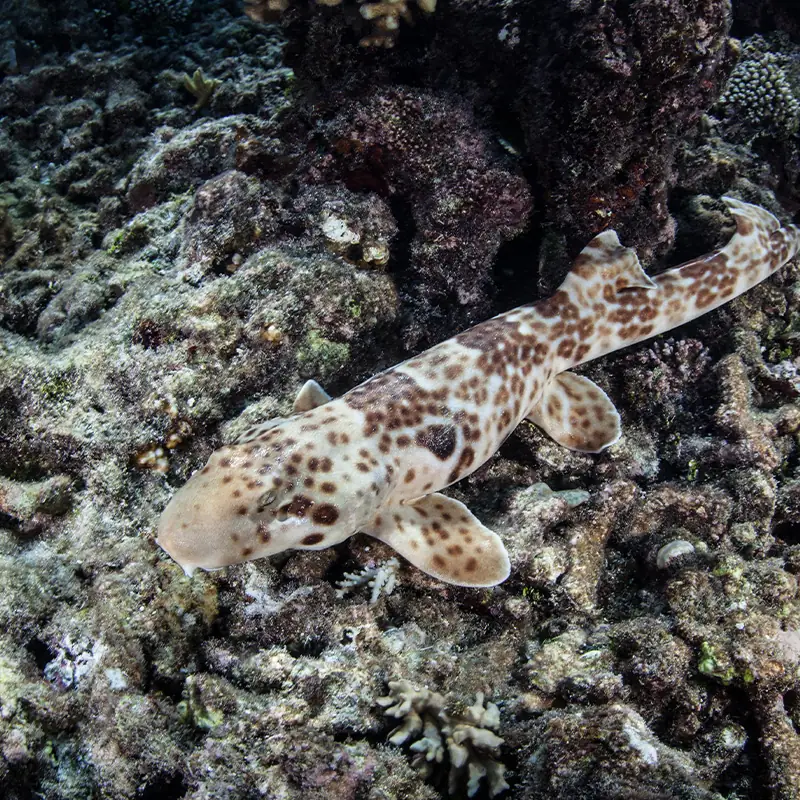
[2, 0, 800, 798]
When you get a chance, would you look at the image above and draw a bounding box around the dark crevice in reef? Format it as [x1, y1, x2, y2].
[25, 636, 57, 672]
[746, 705, 776, 800]
[386, 196, 417, 291]
[0, 511, 22, 535]
[384, 194, 423, 357]
[785, 689, 800, 734]
[207, 595, 236, 642]
[286, 634, 329, 659]
[492, 225, 543, 313]
[772, 520, 800, 546]
[321, 545, 362, 594]
[149, 672, 187, 703]
[135, 772, 188, 800]
[140, 642, 187, 701]
[2, 771, 38, 800]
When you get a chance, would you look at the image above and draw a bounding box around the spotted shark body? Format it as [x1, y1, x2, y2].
[157, 197, 800, 586]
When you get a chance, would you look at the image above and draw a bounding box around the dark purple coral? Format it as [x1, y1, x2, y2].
[513, 0, 735, 258]
[284, 0, 735, 269]
[305, 88, 532, 347]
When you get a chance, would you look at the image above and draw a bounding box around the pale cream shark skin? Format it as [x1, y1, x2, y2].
[157, 198, 800, 587]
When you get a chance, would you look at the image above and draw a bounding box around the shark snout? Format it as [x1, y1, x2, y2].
[156, 478, 261, 575]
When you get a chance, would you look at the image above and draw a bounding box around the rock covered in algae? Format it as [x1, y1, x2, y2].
[0, 0, 800, 798]
[280, 0, 736, 266]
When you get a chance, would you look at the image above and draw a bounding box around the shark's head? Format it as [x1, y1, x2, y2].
[156, 433, 377, 575]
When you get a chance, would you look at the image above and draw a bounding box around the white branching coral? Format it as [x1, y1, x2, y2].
[244, 0, 436, 48]
[336, 557, 399, 603]
[377, 680, 509, 797]
[357, 0, 436, 48]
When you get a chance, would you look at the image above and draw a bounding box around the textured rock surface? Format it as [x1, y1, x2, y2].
[283, 0, 737, 266]
[1, 1, 800, 799]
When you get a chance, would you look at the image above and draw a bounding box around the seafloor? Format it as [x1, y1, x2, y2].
[2, 1, 800, 798]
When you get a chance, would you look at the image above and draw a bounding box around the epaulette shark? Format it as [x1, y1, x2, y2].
[157, 197, 800, 586]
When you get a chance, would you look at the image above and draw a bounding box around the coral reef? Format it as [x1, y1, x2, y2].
[130, 0, 195, 26]
[1, 0, 800, 798]
[304, 87, 532, 347]
[619, 337, 713, 430]
[281, 0, 735, 265]
[336, 557, 399, 603]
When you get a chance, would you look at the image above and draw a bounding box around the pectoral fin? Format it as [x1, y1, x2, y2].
[364, 493, 510, 587]
[293, 379, 332, 412]
[527, 372, 621, 453]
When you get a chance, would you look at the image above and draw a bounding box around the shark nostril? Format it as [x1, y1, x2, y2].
[275, 506, 290, 522]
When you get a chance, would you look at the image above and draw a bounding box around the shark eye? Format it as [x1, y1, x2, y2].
[256, 490, 277, 512]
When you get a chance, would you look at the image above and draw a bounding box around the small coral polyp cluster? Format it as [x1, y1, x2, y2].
[378, 680, 509, 798]
[718, 35, 800, 138]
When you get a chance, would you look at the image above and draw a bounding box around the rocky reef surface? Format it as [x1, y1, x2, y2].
[1, 1, 800, 798]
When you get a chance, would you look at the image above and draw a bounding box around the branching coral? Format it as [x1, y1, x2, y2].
[245, 0, 436, 47]
[377, 680, 509, 797]
[244, 0, 290, 19]
[182, 68, 220, 110]
[336, 557, 399, 603]
[356, 0, 436, 48]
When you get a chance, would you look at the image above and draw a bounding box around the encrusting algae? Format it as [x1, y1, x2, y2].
[158, 197, 800, 586]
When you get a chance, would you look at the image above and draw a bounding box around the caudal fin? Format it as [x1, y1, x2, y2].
[721, 196, 799, 277]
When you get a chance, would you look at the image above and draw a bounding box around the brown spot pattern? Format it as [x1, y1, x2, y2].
[283, 495, 313, 518]
[257, 523, 271, 543]
[415, 424, 457, 460]
[312, 504, 339, 525]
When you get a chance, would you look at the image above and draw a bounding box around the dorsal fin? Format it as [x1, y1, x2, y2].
[235, 381, 332, 445]
[563, 229, 656, 293]
[293, 379, 332, 412]
[722, 196, 780, 236]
